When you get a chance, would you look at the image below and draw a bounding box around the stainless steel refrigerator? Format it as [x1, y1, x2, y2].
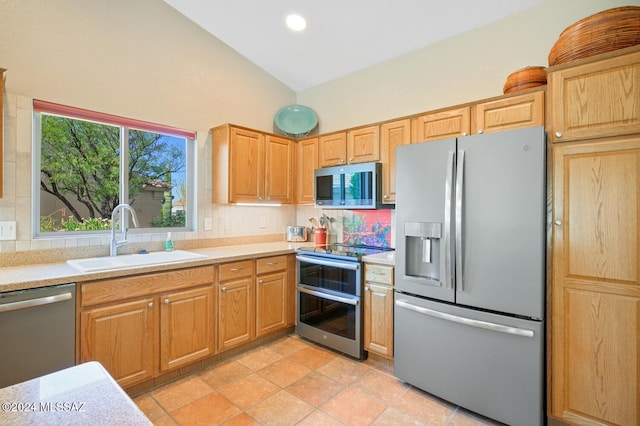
[394, 126, 545, 426]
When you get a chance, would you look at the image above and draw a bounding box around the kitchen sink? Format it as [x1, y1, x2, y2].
[66, 250, 208, 272]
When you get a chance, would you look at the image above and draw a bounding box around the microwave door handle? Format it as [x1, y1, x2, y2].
[442, 150, 455, 290]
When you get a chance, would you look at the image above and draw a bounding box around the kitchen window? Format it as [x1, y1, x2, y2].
[33, 100, 196, 236]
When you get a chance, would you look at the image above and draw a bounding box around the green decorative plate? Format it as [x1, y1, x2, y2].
[274, 104, 318, 137]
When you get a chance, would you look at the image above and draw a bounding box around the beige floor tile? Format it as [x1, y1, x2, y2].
[257, 357, 311, 387]
[321, 387, 388, 426]
[448, 407, 505, 425]
[372, 407, 427, 425]
[221, 412, 261, 425]
[316, 356, 371, 385]
[351, 369, 410, 405]
[152, 414, 178, 425]
[199, 359, 253, 389]
[217, 373, 280, 410]
[245, 390, 314, 425]
[392, 387, 455, 424]
[170, 392, 241, 425]
[236, 346, 284, 371]
[133, 394, 166, 421]
[151, 376, 214, 413]
[286, 345, 337, 370]
[286, 371, 345, 407]
[296, 409, 344, 426]
[265, 335, 311, 357]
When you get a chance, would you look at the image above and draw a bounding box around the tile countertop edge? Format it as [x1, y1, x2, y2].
[362, 251, 396, 266]
[0, 241, 314, 293]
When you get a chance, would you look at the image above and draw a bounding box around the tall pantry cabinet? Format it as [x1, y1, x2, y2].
[548, 46, 640, 426]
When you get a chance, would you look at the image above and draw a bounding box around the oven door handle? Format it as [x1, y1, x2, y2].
[297, 285, 359, 306]
[296, 255, 360, 271]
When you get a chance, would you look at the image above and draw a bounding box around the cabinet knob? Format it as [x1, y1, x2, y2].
[148, 302, 153, 308]
[461, 132, 467, 137]
[477, 129, 483, 134]
[230, 267, 242, 272]
[554, 220, 563, 227]
[341, 158, 345, 163]
[221, 287, 227, 292]
[164, 298, 170, 304]
[383, 195, 388, 199]
[365, 285, 370, 291]
[259, 279, 264, 284]
[555, 131, 563, 138]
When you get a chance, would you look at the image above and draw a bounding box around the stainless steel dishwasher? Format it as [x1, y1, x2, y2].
[0, 283, 76, 388]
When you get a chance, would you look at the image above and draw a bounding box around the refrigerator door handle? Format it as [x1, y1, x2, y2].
[455, 149, 465, 291]
[395, 299, 535, 338]
[442, 151, 455, 289]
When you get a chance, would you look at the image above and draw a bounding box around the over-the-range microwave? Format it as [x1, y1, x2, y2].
[314, 162, 390, 209]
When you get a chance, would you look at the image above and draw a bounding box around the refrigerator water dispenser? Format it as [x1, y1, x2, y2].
[404, 222, 442, 283]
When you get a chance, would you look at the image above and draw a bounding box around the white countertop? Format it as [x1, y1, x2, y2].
[362, 250, 396, 266]
[0, 361, 150, 425]
[0, 241, 313, 293]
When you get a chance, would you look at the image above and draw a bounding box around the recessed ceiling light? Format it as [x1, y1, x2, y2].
[286, 14, 307, 31]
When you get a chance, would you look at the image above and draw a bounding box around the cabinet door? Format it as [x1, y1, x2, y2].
[265, 135, 293, 203]
[551, 137, 640, 425]
[256, 271, 286, 337]
[160, 286, 214, 372]
[364, 283, 393, 358]
[81, 298, 156, 387]
[412, 106, 470, 143]
[296, 137, 318, 204]
[347, 125, 380, 164]
[229, 127, 264, 202]
[218, 278, 254, 352]
[380, 119, 410, 204]
[472, 91, 544, 135]
[548, 50, 640, 143]
[319, 132, 347, 167]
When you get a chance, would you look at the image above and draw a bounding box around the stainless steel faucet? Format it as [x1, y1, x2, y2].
[110, 203, 139, 256]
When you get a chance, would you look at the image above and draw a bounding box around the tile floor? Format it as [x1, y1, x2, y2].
[134, 334, 502, 425]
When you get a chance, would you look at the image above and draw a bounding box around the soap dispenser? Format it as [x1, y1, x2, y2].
[164, 232, 174, 252]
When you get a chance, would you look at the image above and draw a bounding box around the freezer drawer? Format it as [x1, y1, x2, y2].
[394, 292, 544, 426]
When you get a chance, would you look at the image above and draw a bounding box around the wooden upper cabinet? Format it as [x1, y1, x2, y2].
[264, 135, 293, 203]
[548, 49, 640, 143]
[550, 136, 640, 425]
[318, 132, 347, 167]
[472, 90, 544, 135]
[347, 125, 380, 164]
[296, 137, 318, 204]
[212, 124, 293, 204]
[0, 68, 4, 199]
[380, 119, 410, 204]
[412, 106, 470, 143]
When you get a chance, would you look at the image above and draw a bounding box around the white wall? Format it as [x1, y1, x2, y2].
[297, 0, 637, 132]
[0, 0, 298, 254]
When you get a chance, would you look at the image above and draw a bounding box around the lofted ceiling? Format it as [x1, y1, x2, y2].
[164, 0, 552, 91]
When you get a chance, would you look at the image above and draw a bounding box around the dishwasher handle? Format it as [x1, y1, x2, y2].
[0, 293, 73, 314]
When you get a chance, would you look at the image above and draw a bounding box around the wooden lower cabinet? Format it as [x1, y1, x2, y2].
[160, 286, 214, 371]
[81, 298, 156, 388]
[256, 255, 287, 337]
[550, 136, 640, 425]
[363, 263, 394, 358]
[80, 266, 215, 388]
[218, 277, 254, 352]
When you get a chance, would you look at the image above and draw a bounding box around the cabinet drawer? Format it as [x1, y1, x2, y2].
[256, 255, 287, 274]
[81, 266, 215, 306]
[219, 260, 254, 282]
[365, 264, 394, 286]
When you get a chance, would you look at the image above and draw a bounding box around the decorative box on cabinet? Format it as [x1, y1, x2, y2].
[80, 266, 215, 388]
[363, 263, 394, 358]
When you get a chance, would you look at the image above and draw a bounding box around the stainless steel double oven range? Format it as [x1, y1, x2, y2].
[295, 244, 392, 360]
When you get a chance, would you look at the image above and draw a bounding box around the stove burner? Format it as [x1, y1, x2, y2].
[296, 243, 394, 261]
